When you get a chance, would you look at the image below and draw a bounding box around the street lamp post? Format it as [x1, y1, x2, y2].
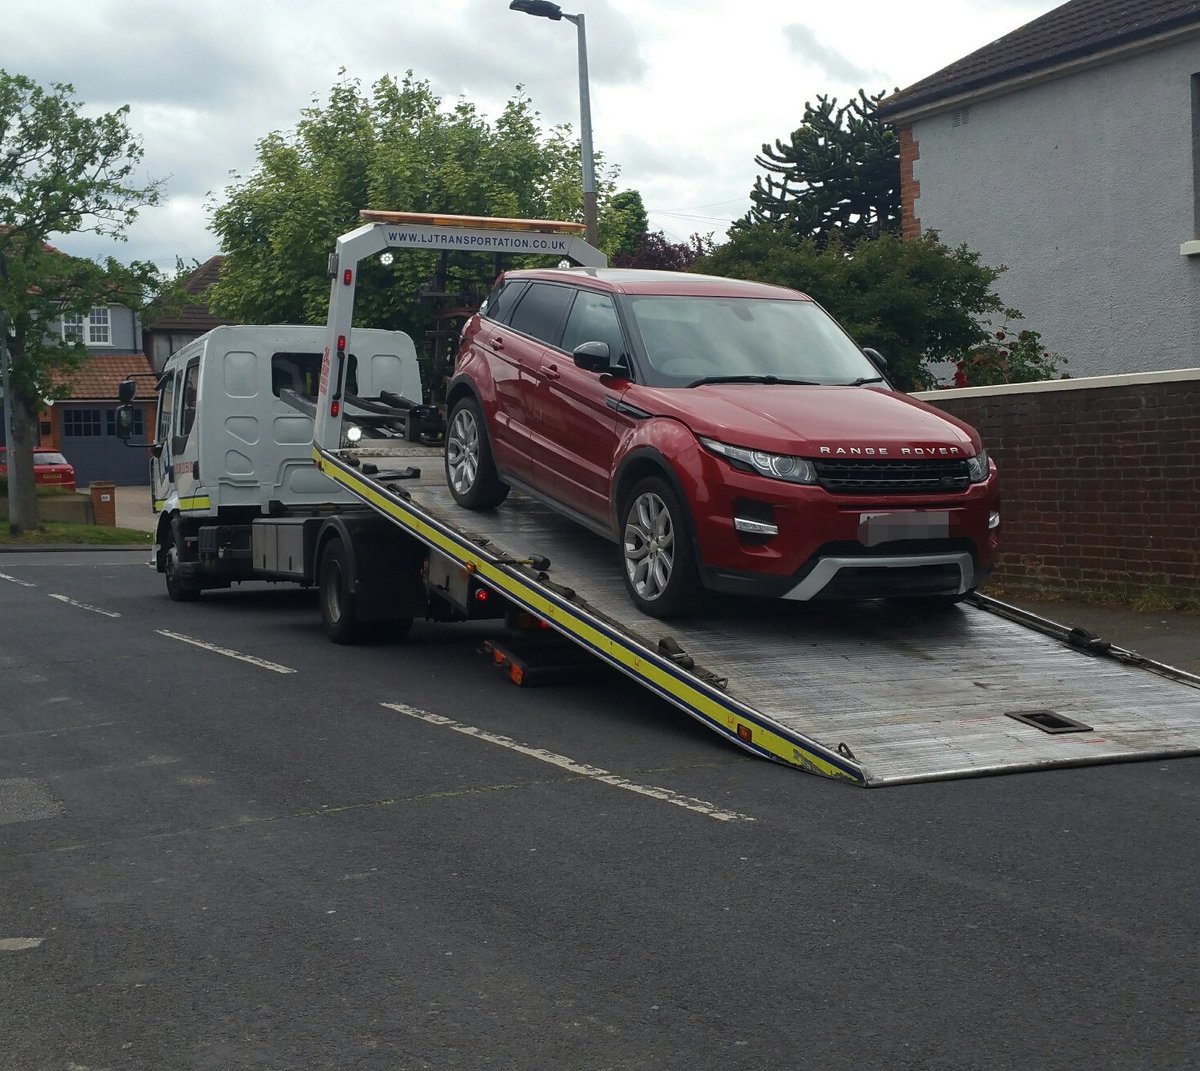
[509, 0, 598, 248]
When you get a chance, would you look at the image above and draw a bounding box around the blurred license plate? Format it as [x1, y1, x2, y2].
[43, 473, 61, 480]
[858, 511, 949, 547]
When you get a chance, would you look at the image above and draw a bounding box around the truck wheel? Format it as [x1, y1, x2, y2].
[620, 476, 701, 619]
[164, 520, 201, 603]
[319, 539, 364, 644]
[445, 397, 509, 510]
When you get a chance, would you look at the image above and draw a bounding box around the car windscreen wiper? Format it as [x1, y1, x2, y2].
[686, 374, 821, 387]
[843, 376, 885, 386]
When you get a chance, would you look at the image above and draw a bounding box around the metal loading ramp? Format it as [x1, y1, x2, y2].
[321, 446, 1200, 786]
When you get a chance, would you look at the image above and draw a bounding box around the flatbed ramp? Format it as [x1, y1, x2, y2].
[319, 445, 1200, 786]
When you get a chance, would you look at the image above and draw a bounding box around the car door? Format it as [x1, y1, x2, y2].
[468, 279, 532, 479]
[528, 286, 629, 525]
[502, 281, 575, 486]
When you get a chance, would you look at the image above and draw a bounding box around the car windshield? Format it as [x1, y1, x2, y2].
[624, 295, 879, 387]
[34, 452, 70, 465]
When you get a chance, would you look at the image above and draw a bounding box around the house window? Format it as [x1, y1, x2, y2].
[63, 409, 104, 436]
[61, 307, 112, 345]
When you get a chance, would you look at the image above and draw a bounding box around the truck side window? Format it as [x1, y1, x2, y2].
[179, 358, 200, 440]
[271, 352, 324, 399]
[157, 373, 176, 442]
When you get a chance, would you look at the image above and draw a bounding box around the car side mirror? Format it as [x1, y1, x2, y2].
[118, 379, 137, 403]
[572, 340, 611, 373]
[863, 347, 887, 373]
[114, 405, 136, 440]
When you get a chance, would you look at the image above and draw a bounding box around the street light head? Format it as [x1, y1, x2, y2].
[509, 0, 563, 19]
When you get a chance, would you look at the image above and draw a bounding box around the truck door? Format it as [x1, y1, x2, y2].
[171, 355, 203, 508]
[151, 368, 177, 512]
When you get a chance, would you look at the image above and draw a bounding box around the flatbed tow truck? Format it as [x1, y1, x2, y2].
[138, 212, 1200, 786]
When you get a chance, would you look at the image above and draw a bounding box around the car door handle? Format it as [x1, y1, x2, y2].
[540, 362, 560, 379]
[489, 334, 505, 350]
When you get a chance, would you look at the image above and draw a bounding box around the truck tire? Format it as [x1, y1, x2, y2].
[445, 397, 509, 510]
[619, 476, 701, 619]
[318, 539, 364, 644]
[164, 519, 201, 603]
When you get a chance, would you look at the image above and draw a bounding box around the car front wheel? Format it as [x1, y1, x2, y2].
[445, 397, 509, 510]
[620, 476, 701, 618]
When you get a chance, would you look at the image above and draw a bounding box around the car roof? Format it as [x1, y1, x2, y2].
[501, 268, 813, 301]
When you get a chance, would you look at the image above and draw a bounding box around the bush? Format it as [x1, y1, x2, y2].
[952, 322, 1065, 387]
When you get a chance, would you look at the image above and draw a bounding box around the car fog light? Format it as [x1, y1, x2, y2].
[734, 517, 779, 536]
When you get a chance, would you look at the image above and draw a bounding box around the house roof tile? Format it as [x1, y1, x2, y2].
[144, 255, 231, 332]
[57, 353, 155, 401]
[877, 0, 1200, 119]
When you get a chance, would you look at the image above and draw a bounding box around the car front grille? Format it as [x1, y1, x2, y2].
[811, 457, 971, 494]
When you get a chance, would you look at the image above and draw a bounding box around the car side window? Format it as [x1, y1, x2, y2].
[506, 282, 575, 346]
[560, 290, 627, 368]
[481, 280, 528, 326]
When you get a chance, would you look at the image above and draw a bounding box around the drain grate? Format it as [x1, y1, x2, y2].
[1006, 709, 1093, 735]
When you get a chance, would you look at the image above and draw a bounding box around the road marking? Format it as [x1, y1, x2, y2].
[155, 630, 297, 674]
[0, 572, 36, 588]
[48, 593, 120, 618]
[0, 937, 44, 951]
[381, 702, 756, 823]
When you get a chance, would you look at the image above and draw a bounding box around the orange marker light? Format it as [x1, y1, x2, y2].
[737, 724, 753, 743]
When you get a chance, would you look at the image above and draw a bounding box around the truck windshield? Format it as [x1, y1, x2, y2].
[624, 295, 878, 388]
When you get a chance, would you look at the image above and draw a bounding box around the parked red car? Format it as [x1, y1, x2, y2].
[0, 448, 77, 490]
[445, 269, 1000, 617]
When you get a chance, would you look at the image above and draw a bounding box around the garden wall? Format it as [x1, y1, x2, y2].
[913, 368, 1200, 601]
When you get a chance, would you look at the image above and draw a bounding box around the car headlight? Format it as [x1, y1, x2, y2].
[700, 437, 817, 485]
[967, 449, 989, 483]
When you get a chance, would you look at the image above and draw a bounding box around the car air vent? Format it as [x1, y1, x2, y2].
[811, 457, 971, 494]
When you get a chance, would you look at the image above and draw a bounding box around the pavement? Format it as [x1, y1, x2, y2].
[20, 485, 1200, 678]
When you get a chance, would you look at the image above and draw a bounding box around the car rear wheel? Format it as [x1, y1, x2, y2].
[620, 476, 701, 618]
[445, 397, 509, 510]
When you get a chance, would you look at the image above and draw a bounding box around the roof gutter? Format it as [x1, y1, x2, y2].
[877, 20, 1200, 125]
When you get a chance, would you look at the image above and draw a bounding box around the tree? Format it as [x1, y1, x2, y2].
[601, 190, 649, 260]
[612, 230, 713, 271]
[700, 224, 1036, 391]
[742, 90, 899, 247]
[209, 73, 620, 352]
[0, 71, 163, 534]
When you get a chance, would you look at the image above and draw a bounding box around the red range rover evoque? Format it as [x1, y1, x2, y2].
[444, 268, 1000, 618]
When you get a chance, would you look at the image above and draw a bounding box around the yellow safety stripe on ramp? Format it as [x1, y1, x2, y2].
[314, 447, 865, 784]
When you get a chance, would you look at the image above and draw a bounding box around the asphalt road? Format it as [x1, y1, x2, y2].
[2, 551, 1199, 1070]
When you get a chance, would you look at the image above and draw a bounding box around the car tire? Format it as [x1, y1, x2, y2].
[318, 539, 364, 644]
[445, 397, 509, 510]
[164, 518, 201, 603]
[620, 476, 702, 619]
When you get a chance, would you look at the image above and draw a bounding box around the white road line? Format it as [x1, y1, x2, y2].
[48, 593, 121, 618]
[381, 702, 755, 823]
[156, 630, 297, 674]
[0, 937, 44, 951]
[0, 572, 36, 587]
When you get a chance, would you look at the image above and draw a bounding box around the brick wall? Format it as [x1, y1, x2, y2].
[898, 124, 921, 240]
[914, 370, 1200, 600]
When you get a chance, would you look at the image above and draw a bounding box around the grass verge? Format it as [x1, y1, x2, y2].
[0, 521, 153, 546]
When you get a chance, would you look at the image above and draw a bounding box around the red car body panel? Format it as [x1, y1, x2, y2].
[450, 268, 1001, 602]
[0, 448, 77, 491]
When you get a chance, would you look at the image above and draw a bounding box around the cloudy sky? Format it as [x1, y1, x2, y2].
[4, 0, 1061, 272]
